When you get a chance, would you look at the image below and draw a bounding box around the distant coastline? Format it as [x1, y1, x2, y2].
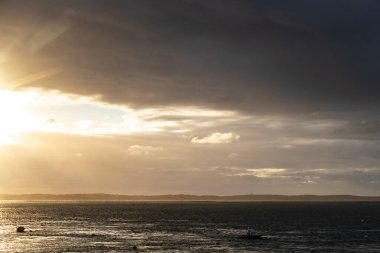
[0, 194, 379, 201]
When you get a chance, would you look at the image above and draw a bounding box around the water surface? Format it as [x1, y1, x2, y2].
[0, 201, 379, 252]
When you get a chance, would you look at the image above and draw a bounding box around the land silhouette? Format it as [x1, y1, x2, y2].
[0, 194, 379, 201]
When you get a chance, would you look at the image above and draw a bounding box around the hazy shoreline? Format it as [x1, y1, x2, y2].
[0, 194, 379, 201]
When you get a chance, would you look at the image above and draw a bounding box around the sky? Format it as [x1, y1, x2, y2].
[0, 0, 379, 195]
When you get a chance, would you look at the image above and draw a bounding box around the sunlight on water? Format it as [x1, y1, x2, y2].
[0, 202, 379, 252]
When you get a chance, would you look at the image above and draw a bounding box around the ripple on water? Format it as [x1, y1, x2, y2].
[0, 201, 379, 252]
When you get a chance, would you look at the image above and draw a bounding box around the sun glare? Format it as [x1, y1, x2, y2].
[0, 88, 39, 145]
[0, 81, 239, 145]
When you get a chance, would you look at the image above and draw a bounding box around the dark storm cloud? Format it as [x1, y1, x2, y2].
[1, 0, 379, 113]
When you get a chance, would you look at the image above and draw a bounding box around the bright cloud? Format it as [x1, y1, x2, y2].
[0, 87, 240, 140]
[246, 168, 287, 178]
[75, 120, 94, 129]
[127, 145, 163, 156]
[191, 132, 240, 144]
[220, 167, 287, 178]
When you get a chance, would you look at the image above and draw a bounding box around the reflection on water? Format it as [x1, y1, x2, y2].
[0, 201, 379, 252]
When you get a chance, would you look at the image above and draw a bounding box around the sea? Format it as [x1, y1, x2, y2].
[0, 201, 379, 252]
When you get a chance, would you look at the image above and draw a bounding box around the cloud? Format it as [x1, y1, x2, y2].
[227, 153, 239, 159]
[46, 118, 56, 123]
[0, 132, 379, 195]
[191, 132, 240, 144]
[218, 166, 380, 188]
[1, 1, 379, 114]
[246, 168, 287, 178]
[127, 145, 163, 156]
[75, 120, 94, 129]
[219, 167, 287, 178]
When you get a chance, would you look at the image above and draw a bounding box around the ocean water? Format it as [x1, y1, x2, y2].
[0, 201, 379, 252]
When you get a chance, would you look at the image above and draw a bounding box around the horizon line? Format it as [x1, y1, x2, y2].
[0, 193, 379, 201]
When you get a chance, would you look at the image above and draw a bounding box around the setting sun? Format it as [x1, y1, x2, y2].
[0, 88, 38, 144]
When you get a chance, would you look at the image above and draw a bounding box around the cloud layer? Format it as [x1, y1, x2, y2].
[1, 0, 379, 114]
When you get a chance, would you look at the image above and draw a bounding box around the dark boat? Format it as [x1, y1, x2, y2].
[239, 228, 262, 239]
[16, 226, 25, 233]
[239, 234, 262, 239]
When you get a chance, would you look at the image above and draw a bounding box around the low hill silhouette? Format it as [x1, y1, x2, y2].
[0, 194, 379, 201]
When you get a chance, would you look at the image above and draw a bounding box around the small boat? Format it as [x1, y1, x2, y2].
[239, 228, 262, 239]
[16, 226, 25, 233]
